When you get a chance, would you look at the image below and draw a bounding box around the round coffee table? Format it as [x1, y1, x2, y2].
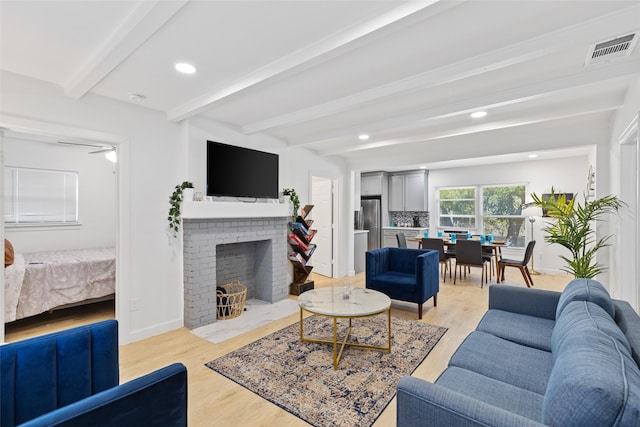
[298, 287, 391, 370]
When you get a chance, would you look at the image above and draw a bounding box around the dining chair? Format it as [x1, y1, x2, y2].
[421, 238, 452, 282]
[453, 240, 491, 287]
[498, 240, 536, 287]
[396, 232, 407, 248]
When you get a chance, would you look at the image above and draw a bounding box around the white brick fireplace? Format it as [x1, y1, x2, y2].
[182, 202, 290, 329]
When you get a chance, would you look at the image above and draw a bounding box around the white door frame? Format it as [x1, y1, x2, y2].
[617, 114, 639, 311]
[310, 175, 338, 278]
[0, 115, 130, 343]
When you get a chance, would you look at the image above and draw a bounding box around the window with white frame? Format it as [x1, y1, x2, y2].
[4, 166, 79, 225]
[482, 184, 526, 247]
[438, 187, 476, 230]
[438, 184, 526, 247]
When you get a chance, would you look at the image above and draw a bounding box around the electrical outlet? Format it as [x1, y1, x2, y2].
[130, 298, 140, 312]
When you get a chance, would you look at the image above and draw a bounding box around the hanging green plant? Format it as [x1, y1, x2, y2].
[282, 188, 300, 217]
[168, 181, 194, 237]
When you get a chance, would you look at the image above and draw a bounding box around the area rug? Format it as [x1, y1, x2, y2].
[205, 314, 447, 427]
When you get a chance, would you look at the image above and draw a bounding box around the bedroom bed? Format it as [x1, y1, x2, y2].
[4, 247, 115, 323]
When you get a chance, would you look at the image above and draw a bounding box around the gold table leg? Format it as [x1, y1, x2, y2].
[300, 308, 392, 370]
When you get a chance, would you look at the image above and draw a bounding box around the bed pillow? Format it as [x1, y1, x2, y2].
[4, 239, 14, 268]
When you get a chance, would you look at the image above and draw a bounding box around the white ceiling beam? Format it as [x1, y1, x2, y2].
[64, 0, 189, 99]
[243, 4, 640, 135]
[298, 59, 640, 147]
[317, 95, 623, 157]
[166, 1, 460, 122]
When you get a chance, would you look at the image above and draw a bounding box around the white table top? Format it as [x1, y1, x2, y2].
[298, 287, 391, 317]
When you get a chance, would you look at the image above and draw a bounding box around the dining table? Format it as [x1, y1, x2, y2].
[408, 236, 506, 277]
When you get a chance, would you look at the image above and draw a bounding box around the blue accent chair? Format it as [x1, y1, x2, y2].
[397, 279, 640, 426]
[366, 247, 439, 319]
[1, 319, 188, 427]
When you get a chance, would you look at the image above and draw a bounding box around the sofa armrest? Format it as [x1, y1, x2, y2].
[21, 363, 188, 427]
[488, 285, 560, 320]
[397, 376, 544, 427]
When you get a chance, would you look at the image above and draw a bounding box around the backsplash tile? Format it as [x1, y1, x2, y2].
[389, 211, 430, 228]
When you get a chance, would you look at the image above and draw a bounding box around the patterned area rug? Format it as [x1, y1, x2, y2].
[206, 314, 447, 427]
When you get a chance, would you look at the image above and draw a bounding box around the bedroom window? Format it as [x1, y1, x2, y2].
[3, 166, 79, 225]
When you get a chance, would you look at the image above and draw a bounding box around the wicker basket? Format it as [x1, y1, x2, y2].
[216, 280, 247, 319]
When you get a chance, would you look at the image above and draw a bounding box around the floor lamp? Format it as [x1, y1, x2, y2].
[522, 206, 542, 275]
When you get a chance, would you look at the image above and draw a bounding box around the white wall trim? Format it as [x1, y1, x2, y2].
[618, 113, 639, 146]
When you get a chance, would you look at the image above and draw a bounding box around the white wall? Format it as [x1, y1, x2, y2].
[0, 72, 352, 343]
[183, 118, 350, 278]
[428, 156, 590, 274]
[1, 71, 183, 343]
[4, 137, 116, 252]
[609, 75, 640, 309]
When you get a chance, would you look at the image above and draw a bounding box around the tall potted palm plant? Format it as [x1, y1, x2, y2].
[530, 189, 623, 278]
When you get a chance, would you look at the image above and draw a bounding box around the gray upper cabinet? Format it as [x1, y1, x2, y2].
[389, 170, 428, 211]
[389, 175, 405, 210]
[361, 172, 384, 196]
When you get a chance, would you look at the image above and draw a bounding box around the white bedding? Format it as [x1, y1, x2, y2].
[4, 247, 115, 322]
[4, 254, 26, 322]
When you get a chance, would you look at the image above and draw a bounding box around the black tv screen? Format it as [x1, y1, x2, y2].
[206, 141, 279, 199]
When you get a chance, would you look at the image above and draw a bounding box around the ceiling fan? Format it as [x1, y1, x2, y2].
[57, 141, 117, 162]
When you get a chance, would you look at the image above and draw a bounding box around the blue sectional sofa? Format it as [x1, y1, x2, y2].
[366, 247, 439, 319]
[1, 319, 188, 427]
[397, 279, 640, 426]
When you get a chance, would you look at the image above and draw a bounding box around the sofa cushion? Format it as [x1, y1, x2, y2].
[369, 271, 416, 289]
[435, 366, 544, 422]
[556, 278, 614, 319]
[448, 331, 553, 394]
[552, 301, 631, 361]
[543, 328, 640, 426]
[477, 309, 555, 351]
[615, 300, 640, 367]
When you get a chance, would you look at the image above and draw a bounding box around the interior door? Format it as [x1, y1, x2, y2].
[311, 176, 333, 277]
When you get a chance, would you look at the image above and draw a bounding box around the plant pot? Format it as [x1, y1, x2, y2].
[183, 188, 194, 202]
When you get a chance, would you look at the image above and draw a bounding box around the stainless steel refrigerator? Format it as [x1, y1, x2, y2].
[358, 197, 381, 251]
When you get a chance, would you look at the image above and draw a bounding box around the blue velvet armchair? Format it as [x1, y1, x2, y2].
[1, 319, 188, 427]
[366, 247, 439, 319]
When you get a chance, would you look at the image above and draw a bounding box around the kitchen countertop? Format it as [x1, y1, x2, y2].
[382, 226, 428, 230]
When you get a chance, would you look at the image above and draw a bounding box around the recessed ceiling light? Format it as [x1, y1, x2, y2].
[358, 134, 370, 141]
[127, 92, 146, 101]
[175, 62, 197, 74]
[420, 166, 427, 169]
[528, 154, 538, 158]
[470, 111, 487, 118]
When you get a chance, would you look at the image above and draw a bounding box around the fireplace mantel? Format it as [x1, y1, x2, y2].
[182, 201, 290, 219]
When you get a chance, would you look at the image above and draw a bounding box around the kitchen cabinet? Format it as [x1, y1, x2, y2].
[388, 170, 428, 211]
[382, 227, 428, 249]
[361, 172, 384, 196]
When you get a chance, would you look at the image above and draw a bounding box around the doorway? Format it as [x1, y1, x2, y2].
[0, 116, 127, 343]
[310, 176, 334, 277]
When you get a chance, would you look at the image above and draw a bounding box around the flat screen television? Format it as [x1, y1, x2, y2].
[206, 141, 279, 199]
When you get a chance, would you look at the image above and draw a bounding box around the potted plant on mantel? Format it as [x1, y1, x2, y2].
[529, 188, 624, 279]
[282, 188, 300, 218]
[168, 181, 194, 237]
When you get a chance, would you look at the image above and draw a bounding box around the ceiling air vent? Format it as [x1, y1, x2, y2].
[585, 33, 638, 66]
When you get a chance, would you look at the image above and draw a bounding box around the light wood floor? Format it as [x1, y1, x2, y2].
[5, 269, 571, 426]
